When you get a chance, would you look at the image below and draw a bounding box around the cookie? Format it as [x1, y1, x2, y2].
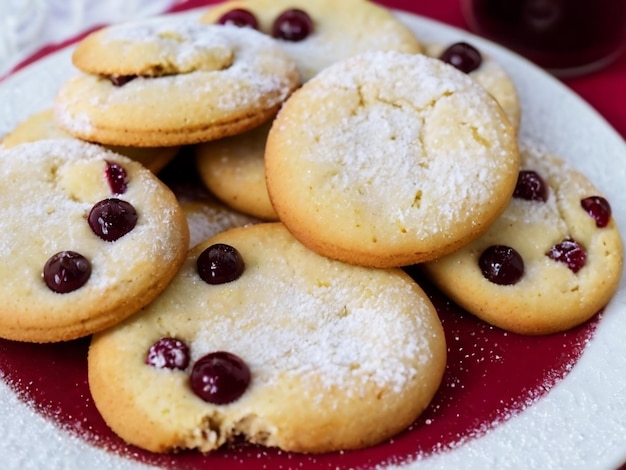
[265, 51, 519, 268]
[425, 41, 521, 130]
[159, 147, 260, 246]
[181, 197, 258, 247]
[421, 142, 623, 335]
[1, 108, 179, 173]
[54, 18, 299, 147]
[195, 120, 277, 220]
[0, 139, 189, 342]
[88, 222, 446, 454]
[200, 0, 423, 82]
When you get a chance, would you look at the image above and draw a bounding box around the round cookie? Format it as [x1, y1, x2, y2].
[54, 18, 299, 147]
[1, 108, 179, 173]
[424, 42, 521, 130]
[421, 142, 624, 335]
[195, 120, 277, 220]
[88, 222, 446, 454]
[200, 0, 423, 82]
[265, 51, 519, 268]
[0, 139, 189, 342]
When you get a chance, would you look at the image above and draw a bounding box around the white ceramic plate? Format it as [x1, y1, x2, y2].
[0, 8, 625, 470]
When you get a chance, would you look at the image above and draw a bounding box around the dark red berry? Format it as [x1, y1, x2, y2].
[108, 75, 137, 87]
[479, 245, 524, 285]
[440, 42, 482, 74]
[190, 351, 250, 404]
[43, 251, 91, 293]
[216, 8, 259, 29]
[513, 170, 548, 202]
[105, 161, 128, 195]
[272, 9, 314, 41]
[197, 243, 245, 285]
[581, 196, 611, 228]
[546, 238, 586, 273]
[146, 338, 190, 370]
[88, 198, 138, 242]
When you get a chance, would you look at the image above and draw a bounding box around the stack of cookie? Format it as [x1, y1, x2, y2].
[0, 0, 621, 459]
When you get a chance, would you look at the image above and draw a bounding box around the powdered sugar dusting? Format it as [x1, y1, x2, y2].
[1, 7, 625, 470]
[189, 226, 441, 395]
[0, 138, 187, 321]
[97, 19, 297, 110]
[274, 51, 517, 240]
[55, 19, 298, 139]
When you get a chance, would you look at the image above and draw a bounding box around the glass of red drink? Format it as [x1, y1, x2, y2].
[461, 0, 626, 77]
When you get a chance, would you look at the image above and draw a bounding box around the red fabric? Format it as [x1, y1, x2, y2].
[5, 0, 625, 139]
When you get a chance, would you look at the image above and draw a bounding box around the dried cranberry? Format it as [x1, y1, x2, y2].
[440, 42, 482, 74]
[216, 8, 259, 29]
[108, 75, 137, 87]
[197, 243, 245, 285]
[105, 161, 128, 195]
[190, 351, 250, 404]
[43, 251, 91, 294]
[546, 238, 586, 273]
[272, 9, 314, 41]
[88, 198, 138, 242]
[513, 170, 548, 202]
[479, 245, 524, 285]
[581, 196, 611, 228]
[146, 338, 190, 370]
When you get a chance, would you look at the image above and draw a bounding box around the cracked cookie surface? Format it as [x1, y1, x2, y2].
[54, 18, 299, 147]
[421, 142, 624, 335]
[424, 42, 521, 130]
[88, 222, 446, 454]
[265, 51, 519, 268]
[0, 139, 189, 342]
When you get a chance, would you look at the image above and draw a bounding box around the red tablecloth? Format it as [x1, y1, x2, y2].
[6, 0, 626, 139]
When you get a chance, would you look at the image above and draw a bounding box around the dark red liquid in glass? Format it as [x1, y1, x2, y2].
[463, 0, 626, 76]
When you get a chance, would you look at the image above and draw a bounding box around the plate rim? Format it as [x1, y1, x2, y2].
[0, 7, 625, 470]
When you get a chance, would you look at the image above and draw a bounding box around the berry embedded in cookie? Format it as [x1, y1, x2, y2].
[425, 41, 521, 130]
[43, 251, 92, 294]
[200, 0, 423, 82]
[88, 222, 446, 455]
[421, 142, 624, 335]
[439, 41, 483, 74]
[0, 139, 189, 343]
[196, 243, 245, 284]
[190, 351, 251, 405]
[271, 9, 314, 41]
[265, 51, 519, 268]
[54, 18, 299, 147]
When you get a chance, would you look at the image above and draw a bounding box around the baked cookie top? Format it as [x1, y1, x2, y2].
[200, 0, 423, 82]
[425, 41, 521, 130]
[54, 18, 299, 147]
[265, 51, 519, 268]
[0, 139, 189, 342]
[1, 108, 179, 174]
[88, 222, 446, 454]
[195, 120, 277, 220]
[422, 142, 624, 335]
